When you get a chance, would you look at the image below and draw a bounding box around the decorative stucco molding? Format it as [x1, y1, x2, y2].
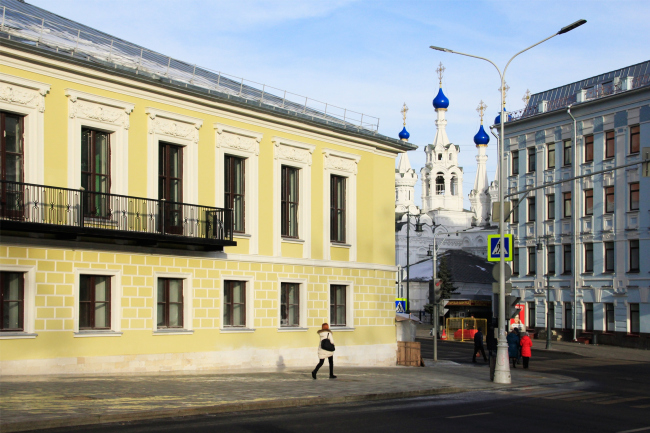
[65, 89, 134, 129]
[146, 108, 203, 144]
[272, 137, 315, 165]
[0, 73, 50, 113]
[215, 123, 262, 156]
[323, 149, 361, 174]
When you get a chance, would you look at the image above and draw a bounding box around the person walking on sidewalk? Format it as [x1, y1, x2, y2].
[520, 332, 533, 369]
[472, 329, 487, 363]
[312, 323, 337, 379]
[507, 328, 520, 368]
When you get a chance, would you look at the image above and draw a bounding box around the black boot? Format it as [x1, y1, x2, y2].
[329, 375, 337, 379]
[311, 370, 317, 379]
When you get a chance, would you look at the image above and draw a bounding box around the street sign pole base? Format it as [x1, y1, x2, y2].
[493, 331, 511, 384]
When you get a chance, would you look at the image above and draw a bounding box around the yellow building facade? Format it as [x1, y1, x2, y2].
[0, 2, 415, 374]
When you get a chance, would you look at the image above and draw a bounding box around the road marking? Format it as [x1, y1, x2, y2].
[557, 392, 610, 401]
[597, 397, 650, 405]
[446, 412, 492, 419]
[541, 390, 586, 399]
[632, 404, 650, 409]
[616, 427, 650, 433]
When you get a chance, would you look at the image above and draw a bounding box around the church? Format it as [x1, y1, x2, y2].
[395, 64, 498, 312]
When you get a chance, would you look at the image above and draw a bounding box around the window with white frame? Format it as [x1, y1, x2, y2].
[74, 268, 121, 336]
[153, 272, 192, 333]
[329, 282, 354, 328]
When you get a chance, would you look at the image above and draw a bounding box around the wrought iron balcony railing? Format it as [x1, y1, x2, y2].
[0, 180, 235, 250]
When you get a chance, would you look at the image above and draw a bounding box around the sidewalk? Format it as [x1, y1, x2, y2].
[0, 364, 575, 432]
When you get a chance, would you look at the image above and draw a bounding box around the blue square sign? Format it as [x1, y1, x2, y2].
[487, 234, 513, 262]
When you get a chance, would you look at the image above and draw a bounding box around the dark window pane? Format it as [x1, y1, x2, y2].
[630, 240, 640, 272]
[630, 183, 639, 211]
[512, 151, 519, 175]
[547, 143, 555, 169]
[78, 275, 111, 330]
[158, 278, 183, 328]
[584, 243, 593, 272]
[564, 140, 572, 166]
[605, 131, 615, 159]
[584, 189, 593, 216]
[630, 125, 640, 154]
[584, 135, 594, 162]
[605, 187, 615, 213]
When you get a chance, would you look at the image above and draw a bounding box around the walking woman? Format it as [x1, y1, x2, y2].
[520, 331, 533, 369]
[506, 328, 520, 368]
[312, 323, 337, 379]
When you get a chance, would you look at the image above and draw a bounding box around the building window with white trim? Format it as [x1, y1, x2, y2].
[280, 283, 300, 327]
[629, 240, 640, 273]
[605, 303, 615, 332]
[604, 241, 615, 273]
[1, 272, 24, 332]
[79, 275, 111, 330]
[224, 280, 246, 327]
[548, 302, 555, 329]
[330, 175, 346, 243]
[630, 303, 640, 334]
[527, 302, 535, 328]
[564, 302, 572, 330]
[157, 278, 184, 329]
[585, 303, 594, 331]
[629, 182, 639, 211]
[81, 128, 111, 218]
[224, 154, 245, 233]
[330, 285, 347, 327]
[281, 165, 299, 238]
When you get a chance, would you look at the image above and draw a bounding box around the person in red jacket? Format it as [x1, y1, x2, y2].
[520, 332, 533, 369]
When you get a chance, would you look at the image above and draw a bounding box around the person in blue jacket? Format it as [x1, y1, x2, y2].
[506, 328, 521, 368]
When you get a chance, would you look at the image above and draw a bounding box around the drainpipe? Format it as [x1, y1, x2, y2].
[567, 105, 578, 342]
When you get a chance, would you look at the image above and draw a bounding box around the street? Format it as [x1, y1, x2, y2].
[32, 341, 650, 433]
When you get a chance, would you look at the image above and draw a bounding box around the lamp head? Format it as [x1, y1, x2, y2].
[557, 19, 586, 35]
[429, 45, 452, 53]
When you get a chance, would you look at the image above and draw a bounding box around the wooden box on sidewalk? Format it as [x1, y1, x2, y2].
[397, 341, 422, 366]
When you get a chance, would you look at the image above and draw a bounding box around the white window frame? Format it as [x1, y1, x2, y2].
[277, 278, 308, 331]
[328, 280, 355, 331]
[145, 108, 203, 204]
[220, 275, 255, 332]
[0, 264, 36, 339]
[65, 89, 134, 195]
[0, 73, 50, 185]
[152, 272, 193, 335]
[323, 149, 360, 261]
[272, 137, 315, 258]
[214, 123, 261, 254]
[72, 268, 122, 337]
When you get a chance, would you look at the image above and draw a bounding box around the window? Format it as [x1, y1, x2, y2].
[605, 303, 615, 332]
[584, 189, 593, 216]
[630, 303, 640, 334]
[605, 186, 615, 213]
[563, 139, 572, 166]
[513, 248, 520, 276]
[547, 245, 555, 275]
[630, 125, 640, 154]
[604, 241, 615, 272]
[563, 244, 572, 274]
[224, 155, 245, 233]
[79, 275, 111, 330]
[280, 283, 300, 327]
[563, 192, 572, 218]
[438, 153, 442, 161]
[1, 112, 24, 184]
[512, 151, 519, 175]
[527, 197, 536, 222]
[629, 240, 640, 272]
[528, 302, 536, 328]
[605, 130, 615, 159]
[548, 302, 555, 329]
[585, 303, 594, 331]
[629, 182, 639, 211]
[511, 199, 519, 224]
[159, 142, 183, 234]
[547, 143, 555, 169]
[330, 175, 346, 243]
[81, 128, 111, 218]
[584, 243, 593, 272]
[281, 165, 299, 238]
[564, 302, 573, 330]
[157, 278, 183, 328]
[584, 134, 594, 162]
[224, 280, 246, 327]
[528, 246, 536, 275]
[528, 147, 536, 172]
[330, 285, 347, 326]
[435, 174, 445, 195]
[547, 194, 555, 220]
[1, 272, 23, 331]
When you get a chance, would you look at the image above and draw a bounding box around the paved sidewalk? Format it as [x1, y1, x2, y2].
[0, 364, 575, 432]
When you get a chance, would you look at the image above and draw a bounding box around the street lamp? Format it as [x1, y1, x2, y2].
[430, 19, 586, 384]
[538, 235, 552, 350]
[396, 210, 426, 313]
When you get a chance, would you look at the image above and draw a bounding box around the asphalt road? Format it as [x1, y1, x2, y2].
[35, 341, 650, 433]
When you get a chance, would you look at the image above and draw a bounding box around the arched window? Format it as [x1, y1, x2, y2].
[449, 154, 452, 160]
[438, 153, 442, 161]
[435, 173, 445, 195]
[450, 176, 458, 195]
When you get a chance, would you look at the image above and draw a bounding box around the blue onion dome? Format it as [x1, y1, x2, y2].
[473, 124, 490, 146]
[494, 108, 512, 125]
[432, 87, 449, 109]
[398, 126, 410, 141]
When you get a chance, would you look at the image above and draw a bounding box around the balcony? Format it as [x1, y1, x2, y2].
[0, 181, 236, 251]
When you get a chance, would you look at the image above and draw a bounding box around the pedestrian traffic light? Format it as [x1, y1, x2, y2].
[506, 295, 521, 319]
[429, 278, 442, 304]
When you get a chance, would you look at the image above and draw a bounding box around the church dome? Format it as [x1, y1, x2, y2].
[432, 87, 449, 109]
[493, 108, 512, 125]
[398, 126, 410, 141]
[473, 124, 490, 146]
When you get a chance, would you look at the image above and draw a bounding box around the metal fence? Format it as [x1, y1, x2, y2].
[446, 318, 487, 342]
[0, 180, 233, 242]
[0, 5, 380, 132]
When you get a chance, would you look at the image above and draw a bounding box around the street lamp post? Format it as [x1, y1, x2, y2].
[427, 225, 449, 362]
[538, 235, 552, 350]
[430, 19, 586, 384]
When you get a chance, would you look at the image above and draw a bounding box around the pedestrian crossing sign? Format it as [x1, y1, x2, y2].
[395, 298, 406, 313]
[487, 234, 513, 262]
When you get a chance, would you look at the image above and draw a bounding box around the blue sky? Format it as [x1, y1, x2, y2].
[29, 0, 650, 208]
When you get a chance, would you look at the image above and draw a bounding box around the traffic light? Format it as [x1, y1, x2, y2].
[429, 278, 442, 304]
[506, 295, 521, 319]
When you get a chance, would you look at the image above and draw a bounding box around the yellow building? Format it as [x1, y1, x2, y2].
[0, 1, 416, 374]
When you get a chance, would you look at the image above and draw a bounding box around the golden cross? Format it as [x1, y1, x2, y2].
[476, 100, 487, 124]
[498, 81, 510, 106]
[401, 103, 409, 126]
[436, 62, 445, 86]
[522, 89, 531, 105]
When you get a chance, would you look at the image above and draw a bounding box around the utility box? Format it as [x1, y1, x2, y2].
[397, 341, 422, 367]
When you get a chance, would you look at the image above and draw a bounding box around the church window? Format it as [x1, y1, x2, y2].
[450, 176, 458, 196]
[449, 154, 452, 160]
[438, 153, 442, 161]
[435, 174, 445, 195]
